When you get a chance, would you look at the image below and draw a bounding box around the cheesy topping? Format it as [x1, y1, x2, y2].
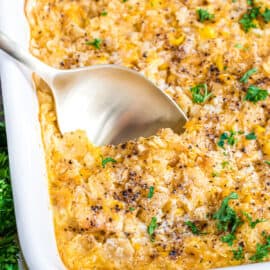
[26, 0, 270, 269]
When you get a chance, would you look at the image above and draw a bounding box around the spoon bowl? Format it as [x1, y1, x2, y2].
[0, 31, 187, 145]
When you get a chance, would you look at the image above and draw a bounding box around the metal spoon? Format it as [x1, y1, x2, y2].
[0, 31, 187, 145]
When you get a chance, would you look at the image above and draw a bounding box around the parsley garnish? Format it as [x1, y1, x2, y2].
[243, 212, 266, 228]
[190, 84, 212, 104]
[240, 68, 257, 83]
[101, 11, 108, 16]
[250, 231, 270, 262]
[239, 7, 260, 32]
[101, 157, 116, 168]
[197, 9, 214, 22]
[213, 192, 243, 235]
[147, 217, 158, 241]
[221, 233, 236, 246]
[129, 207, 135, 212]
[185, 221, 206, 235]
[85, 38, 102, 49]
[247, 0, 254, 5]
[265, 161, 270, 165]
[233, 246, 244, 260]
[245, 132, 257, 140]
[147, 186, 154, 199]
[0, 121, 19, 269]
[244, 85, 268, 103]
[262, 8, 270, 23]
[235, 43, 243, 49]
[218, 131, 237, 148]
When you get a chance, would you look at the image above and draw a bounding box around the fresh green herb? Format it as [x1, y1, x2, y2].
[234, 44, 243, 49]
[122, 0, 128, 2]
[243, 212, 266, 228]
[85, 38, 102, 49]
[212, 172, 219, 177]
[247, 0, 254, 5]
[233, 246, 244, 260]
[101, 11, 108, 16]
[245, 132, 257, 140]
[190, 83, 212, 104]
[250, 231, 270, 262]
[184, 221, 206, 235]
[221, 161, 229, 168]
[101, 157, 116, 168]
[221, 233, 236, 246]
[265, 161, 270, 165]
[197, 9, 214, 22]
[262, 8, 270, 23]
[129, 207, 135, 212]
[244, 85, 269, 103]
[213, 192, 243, 234]
[239, 7, 260, 32]
[147, 217, 158, 241]
[0, 120, 19, 270]
[147, 186, 154, 199]
[218, 131, 237, 148]
[240, 68, 257, 83]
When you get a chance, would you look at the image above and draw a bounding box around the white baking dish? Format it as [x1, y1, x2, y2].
[0, 1, 269, 270]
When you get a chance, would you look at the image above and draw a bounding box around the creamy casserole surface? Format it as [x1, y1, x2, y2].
[26, 0, 270, 269]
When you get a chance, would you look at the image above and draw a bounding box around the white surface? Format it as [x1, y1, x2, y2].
[0, 1, 65, 270]
[0, 1, 269, 270]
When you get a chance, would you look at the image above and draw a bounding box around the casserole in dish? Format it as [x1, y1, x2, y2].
[1, 0, 270, 269]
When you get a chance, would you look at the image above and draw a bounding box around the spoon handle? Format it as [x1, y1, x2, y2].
[0, 31, 54, 83]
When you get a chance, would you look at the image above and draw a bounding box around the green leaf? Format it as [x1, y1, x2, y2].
[101, 11, 108, 16]
[240, 68, 257, 83]
[233, 246, 244, 260]
[262, 8, 270, 23]
[129, 207, 135, 212]
[85, 38, 102, 49]
[243, 212, 266, 228]
[217, 131, 238, 148]
[239, 7, 260, 32]
[245, 132, 257, 140]
[197, 9, 214, 22]
[250, 231, 270, 262]
[147, 186, 154, 199]
[244, 85, 268, 103]
[265, 161, 270, 165]
[185, 221, 206, 235]
[221, 233, 236, 246]
[213, 192, 243, 234]
[147, 217, 158, 241]
[101, 157, 116, 168]
[190, 84, 212, 104]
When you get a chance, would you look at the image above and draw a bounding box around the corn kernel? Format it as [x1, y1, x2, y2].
[199, 26, 217, 39]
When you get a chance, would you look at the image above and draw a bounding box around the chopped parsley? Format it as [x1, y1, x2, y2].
[101, 11, 108, 16]
[218, 131, 237, 148]
[101, 157, 116, 168]
[240, 68, 257, 83]
[197, 9, 214, 22]
[244, 85, 269, 103]
[147, 217, 158, 241]
[129, 207, 135, 212]
[262, 8, 270, 23]
[235, 43, 243, 49]
[245, 132, 257, 140]
[221, 233, 236, 246]
[243, 212, 266, 228]
[247, 0, 254, 5]
[190, 83, 212, 104]
[239, 7, 260, 32]
[213, 192, 243, 235]
[184, 221, 206, 235]
[233, 246, 244, 260]
[250, 231, 270, 262]
[265, 161, 270, 165]
[85, 38, 102, 49]
[147, 186, 154, 199]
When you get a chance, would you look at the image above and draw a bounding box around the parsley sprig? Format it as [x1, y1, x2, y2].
[147, 217, 158, 241]
[86, 38, 102, 49]
[243, 212, 266, 228]
[147, 186, 154, 199]
[101, 156, 116, 168]
[217, 131, 238, 148]
[250, 231, 270, 262]
[244, 85, 268, 103]
[0, 121, 19, 269]
[233, 246, 244, 260]
[190, 83, 212, 104]
[184, 221, 206, 235]
[197, 9, 214, 22]
[213, 193, 243, 246]
[240, 68, 257, 83]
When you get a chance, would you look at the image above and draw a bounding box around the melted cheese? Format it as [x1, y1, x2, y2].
[26, 0, 270, 269]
